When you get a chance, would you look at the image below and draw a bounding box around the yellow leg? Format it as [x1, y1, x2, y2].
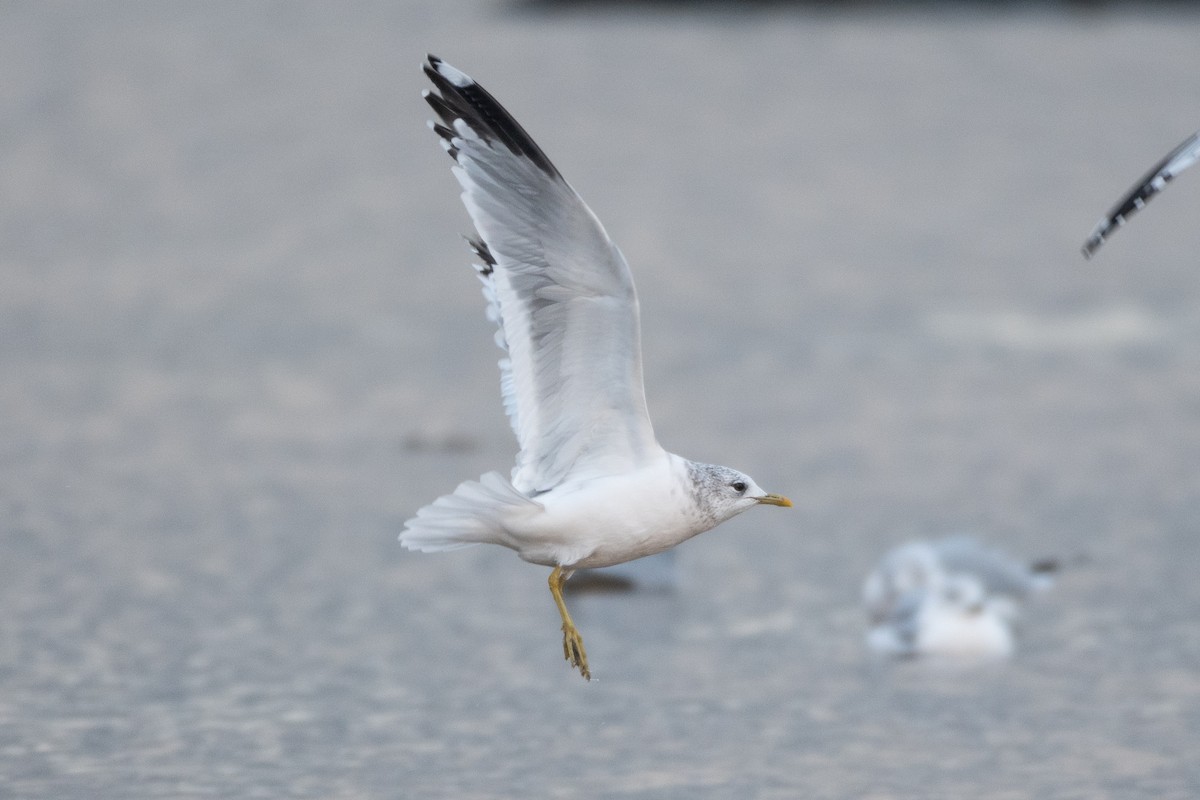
[549, 566, 590, 680]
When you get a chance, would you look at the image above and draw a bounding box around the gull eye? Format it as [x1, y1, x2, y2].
[731, 480, 747, 494]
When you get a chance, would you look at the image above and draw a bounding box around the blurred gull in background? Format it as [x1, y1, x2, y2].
[863, 536, 1057, 661]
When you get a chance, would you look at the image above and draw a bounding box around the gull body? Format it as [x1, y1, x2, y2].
[512, 455, 765, 570]
[866, 572, 1015, 661]
[401, 56, 791, 679]
[407, 452, 774, 571]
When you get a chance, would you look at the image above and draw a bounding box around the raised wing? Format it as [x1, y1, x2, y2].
[1082, 131, 1200, 258]
[423, 55, 660, 494]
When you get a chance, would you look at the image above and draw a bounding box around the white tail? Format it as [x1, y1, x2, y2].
[400, 471, 538, 552]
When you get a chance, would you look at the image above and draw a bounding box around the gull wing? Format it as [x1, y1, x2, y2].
[423, 56, 660, 494]
[1082, 131, 1200, 258]
[931, 536, 1056, 599]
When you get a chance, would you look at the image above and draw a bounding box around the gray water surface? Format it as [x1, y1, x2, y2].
[2, 3, 1199, 797]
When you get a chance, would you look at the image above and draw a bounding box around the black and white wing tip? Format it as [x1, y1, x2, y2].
[1082, 130, 1200, 259]
[421, 54, 562, 180]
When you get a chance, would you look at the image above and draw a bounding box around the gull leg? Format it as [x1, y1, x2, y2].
[549, 566, 589, 680]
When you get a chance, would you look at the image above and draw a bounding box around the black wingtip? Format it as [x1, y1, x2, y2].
[420, 56, 563, 180]
[1079, 131, 1200, 259]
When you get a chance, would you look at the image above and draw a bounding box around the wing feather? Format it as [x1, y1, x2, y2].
[423, 55, 661, 494]
[1082, 131, 1200, 258]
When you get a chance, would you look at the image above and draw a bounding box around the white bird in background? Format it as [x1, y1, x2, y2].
[1082, 130, 1200, 258]
[863, 536, 1057, 661]
[401, 56, 792, 681]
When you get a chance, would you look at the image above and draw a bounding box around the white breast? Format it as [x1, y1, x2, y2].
[503, 453, 706, 569]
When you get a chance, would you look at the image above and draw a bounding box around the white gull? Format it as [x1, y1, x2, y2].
[863, 536, 1056, 661]
[400, 56, 791, 680]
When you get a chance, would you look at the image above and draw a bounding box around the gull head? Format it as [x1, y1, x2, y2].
[687, 462, 792, 525]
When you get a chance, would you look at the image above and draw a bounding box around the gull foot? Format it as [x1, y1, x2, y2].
[561, 623, 590, 681]
[549, 565, 591, 680]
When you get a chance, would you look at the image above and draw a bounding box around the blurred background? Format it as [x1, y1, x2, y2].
[2, 1, 1199, 797]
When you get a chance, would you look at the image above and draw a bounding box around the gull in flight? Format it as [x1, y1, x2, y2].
[1082, 130, 1200, 258]
[401, 56, 792, 680]
[863, 536, 1057, 660]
